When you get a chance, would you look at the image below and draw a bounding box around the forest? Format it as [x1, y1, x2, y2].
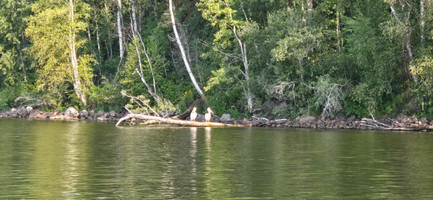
[1, 0, 433, 120]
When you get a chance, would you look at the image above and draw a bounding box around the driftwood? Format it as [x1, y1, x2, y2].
[360, 118, 422, 131]
[116, 113, 248, 127]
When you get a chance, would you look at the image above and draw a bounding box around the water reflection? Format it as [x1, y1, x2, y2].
[3, 120, 433, 199]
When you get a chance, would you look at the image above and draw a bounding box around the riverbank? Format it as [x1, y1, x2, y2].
[1, 106, 432, 131]
[0, 106, 123, 121]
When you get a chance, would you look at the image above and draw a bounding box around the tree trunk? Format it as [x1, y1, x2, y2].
[299, 58, 304, 83]
[421, 0, 425, 49]
[69, 0, 87, 106]
[130, 0, 160, 101]
[133, 41, 160, 102]
[18, 32, 27, 82]
[231, 17, 253, 113]
[168, 0, 208, 102]
[389, 3, 415, 82]
[336, 9, 340, 52]
[116, 0, 124, 59]
[243, 44, 253, 113]
[116, 113, 248, 127]
[131, 0, 138, 34]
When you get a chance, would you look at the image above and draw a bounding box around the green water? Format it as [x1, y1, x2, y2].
[1, 119, 433, 199]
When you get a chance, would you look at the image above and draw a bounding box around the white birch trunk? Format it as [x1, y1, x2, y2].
[69, 0, 87, 106]
[131, 0, 159, 100]
[421, 0, 425, 48]
[233, 25, 253, 113]
[169, 0, 208, 102]
[131, 0, 138, 34]
[116, 0, 124, 59]
[389, 3, 415, 82]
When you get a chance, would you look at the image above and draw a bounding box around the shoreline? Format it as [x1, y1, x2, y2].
[1, 106, 432, 132]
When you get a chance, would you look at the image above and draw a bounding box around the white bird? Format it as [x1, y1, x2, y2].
[190, 107, 198, 122]
[205, 107, 214, 122]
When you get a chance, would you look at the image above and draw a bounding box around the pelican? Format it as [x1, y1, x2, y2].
[205, 107, 214, 122]
[190, 107, 198, 122]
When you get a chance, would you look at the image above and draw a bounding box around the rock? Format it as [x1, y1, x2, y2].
[97, 116, 107, 121]
[79, 110, 89, 119]
[10, 108, 17, 113]
[298, 115, 317, 124]
[35, 112, 48, 119]
[220, 114, 231, 122]
[335, 112, 348, 121]
[396, 113, 408, 122]
[108, 111, 117, 118]
[29, 110, 40, 119]
[347, 115, 356, 122]
[242, 118, 249, 125]
[26, 106, 33, 113]
[65, 107, 79, 118]
[17, 107, 28, 117]
[96, 110, 105, 118]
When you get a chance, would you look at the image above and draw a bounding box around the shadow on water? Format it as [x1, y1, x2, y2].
[1, 119, 433, 199]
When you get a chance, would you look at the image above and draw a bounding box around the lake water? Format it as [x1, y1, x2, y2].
[1, 118, 433, 199]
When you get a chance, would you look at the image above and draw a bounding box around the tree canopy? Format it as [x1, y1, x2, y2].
[1, 0, 433, 119]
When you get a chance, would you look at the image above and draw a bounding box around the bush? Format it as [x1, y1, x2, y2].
[89, 79, 126, 111]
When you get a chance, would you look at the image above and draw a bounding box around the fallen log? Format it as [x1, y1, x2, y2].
[116, 113, 248, 127]
[360, 118, 423, 131]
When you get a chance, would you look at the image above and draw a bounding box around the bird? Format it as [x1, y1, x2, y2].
[205, 107, 214, 122]
[190, 107, 198, 122]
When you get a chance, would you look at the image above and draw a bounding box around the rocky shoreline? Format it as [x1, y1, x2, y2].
[0, 106, 124, 121]
[1, 106, 432, 131]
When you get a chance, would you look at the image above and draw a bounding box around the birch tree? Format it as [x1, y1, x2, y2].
[26, 0, 94, 106]
[129, 0, 160, 102]
[169, 0, 208, 102]
[116, 0, 124, 59]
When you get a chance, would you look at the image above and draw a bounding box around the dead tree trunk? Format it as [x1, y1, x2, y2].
[231, 17, 253, 113]
[169, 0, 208, 103]
[129, 0, 160, 101]
[116, 113, 248, 127]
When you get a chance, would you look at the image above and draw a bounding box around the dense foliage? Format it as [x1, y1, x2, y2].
[1, 0, 433, 119]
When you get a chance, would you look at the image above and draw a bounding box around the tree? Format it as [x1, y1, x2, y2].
[169, 0, 208, 103]
[198, 0, 253, 113]
[26, 0, 94, 106]
[272, 26, 322, 83]
[0, 0, 33, 86]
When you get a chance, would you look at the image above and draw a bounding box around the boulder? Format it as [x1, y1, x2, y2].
[298, 115, 317, 124]
[64, 107, 79, 118]
[220, 114, 232, 122]
[26, 106, 33, 114]
[108, 111, 117, 119]
[396, 113, 408, 123]
[347, 115, 356, 122]
[17, 107, 28, 117]
[29, 109, 40, 119]
[96, 110, 105, 118]
[79, 110, 89, 119]
[420, 117, 428, 125]
[335, 112, 348, 121]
